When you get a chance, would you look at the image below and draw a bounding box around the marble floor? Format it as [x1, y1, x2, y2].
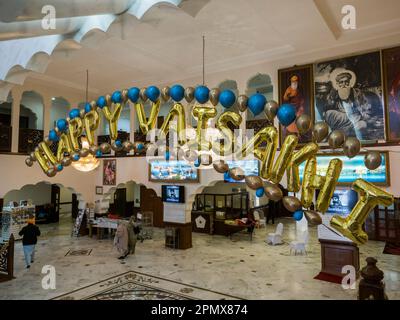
[1, 214, 399, 300]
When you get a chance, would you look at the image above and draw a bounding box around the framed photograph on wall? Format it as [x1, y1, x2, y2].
[314, 51, 385, 143]
[103, 159, 116, 186]
[278, 64, 314, 146]
[148, 160, 199, 183]
[95, 186, 103, 195]
[382, 46, 400, 142]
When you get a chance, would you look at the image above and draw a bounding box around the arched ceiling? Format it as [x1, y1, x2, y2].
[0, 0, 400, 101]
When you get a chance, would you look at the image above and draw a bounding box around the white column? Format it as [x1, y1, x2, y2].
[11, 88, 22, 153]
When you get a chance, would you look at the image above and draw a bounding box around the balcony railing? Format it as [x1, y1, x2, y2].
[18, 128, 44, 154]
[0, 126, 12, 152]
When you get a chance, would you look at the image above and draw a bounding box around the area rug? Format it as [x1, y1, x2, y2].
[383, 242, 400, 255]
[53, 271, 243, 300]
[314, 272, 343, 284]
[65, 249, 92, 256]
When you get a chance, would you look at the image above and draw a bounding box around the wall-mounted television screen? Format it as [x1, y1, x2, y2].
[162, 185, 185, 203]
[298, 152, 390, 186]
[326, 188, 358, 216]
[224, 159, 259, 183]
[149, 160, 199, 183]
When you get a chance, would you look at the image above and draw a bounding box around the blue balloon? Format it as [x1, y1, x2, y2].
[277, 103, 296, 126]
[194, 158, 201, 167]
[248, 93, 266, 116]
[127, 87, 140, 103]
[293, 210, 304, 221]
[223, 171, 230, 180]
[111, 91, 122, 104]
[97, 96, 106, 109]
[56, 119, 68, 132]
[137, 143, 144, 151]
[165, 151, 170, 161]
[115, 140, 122, 148]
[96, 150, 103, 157]
[256, 187, 265, 198]
[69, 108, 80, 119]
[195, 85, 210, 104]
[57, 164, 63, 172]
[219, 89, 236, 108]
[84, 102, 92, 113]
[145, 86, 160, 102]
[72, 154, 80, 161]
[49, 129, 59, 142]
[170, 84, 185, 102]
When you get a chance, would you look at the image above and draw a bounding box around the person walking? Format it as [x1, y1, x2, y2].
[18, 219, 41, 269]
[114, 221, 129, 259]
[127, 216, 140, 255]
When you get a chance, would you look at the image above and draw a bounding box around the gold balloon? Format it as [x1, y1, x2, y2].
[46, 167, 57, 178]
[102, 101, 123, 141]
[213, 111, 242, 156]
[283, 196, 302, 212]
[111, 141, 123, 151]
[213, 160, 229, 173]
[343, 137, 361, 158]
[240, 126, 278, 180]
[301, 157, 317, 209]
[184, 149, 198, 162]
[192, 105, 217, 151]
[200, 154, 212, 166]
[328, 130, 345, 149]
[89, 145, 99, 155]
[287, 142, 319, 192]
[264, 100, 279, 123]
[79, 148, 89, 158]
[135, 100, 161, 135]
[159, 103, 186, 145]
[80, 109, 86, 118]
[245, 175, 263, 190]
[330, 179, 394, 245]
[304, 210, 322, 226]
[229, 167, 245, 181]
[237, 95, 248, 112]
[209, 88, 220, 106]
[295, 114, 312, 135]
[122, 89, 128, 103]
[140, 87, 148, 102]
[83, 109, 100, 146]
[313, 121, 329, 142]
[100, 142, 111, 154]
[25, 158, 33, 167]
[264, 183, 283, 202]
[364, 151, 382, 170]
[123, 141, 134, 152]
[68, 117, 83, 151]
[185, 86, 195, 103]
[269, 134, 298, 184]
[161, 86, 170, 101]
[61, 157, 72, 167]
[29, 151, 36, 162]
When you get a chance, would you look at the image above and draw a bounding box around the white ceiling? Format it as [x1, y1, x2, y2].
[1, 0, 400, 98]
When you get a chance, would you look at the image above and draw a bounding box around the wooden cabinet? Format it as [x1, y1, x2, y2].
[191, 211, 213, 234]
[164, 222, 192, 249]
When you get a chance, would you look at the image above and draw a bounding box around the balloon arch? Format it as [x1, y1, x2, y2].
[25, 84, 394, 245]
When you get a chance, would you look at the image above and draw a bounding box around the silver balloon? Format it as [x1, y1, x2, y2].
[209, 88, 220, 106]
[100, 143, 111, 154]
[89, 145, 99, 155]
[111, 141, 123, 151]
[296, 114, 312, 135]
[80, 109, 85, 118]
[200, 154, 212, 166]
[264, 184, 283, 202]
[343, 137, 361, 158]
[313, 121, 329, 143]
[29, 151, 36, 162]
[105, 94, 112, 107]
[185, 87, 195, 103]
[122, 89, 128, 102]
[61, 157, 72, 167]
[79, 148, 89, 158]
[229, 167, 245, 181]
[213, 160, 229, 173]
[283, 196, 302, 212]
[237, 95, 248, 112]
[46, 168, 57, 177]
[245, 175, 263, 190]
[44, 136, 52, 146]
[140, 87, 148, 102]
[185, 149, 198, 162]
[25, 158, 33, 167]
[265, 100, 279, 123]
[364, 151, 382, 170]
[328, 130, 345, 149]
[90, 100, 97, 110]
[123, 141, 134, 152]
[161, 86, 170, 101]
[304, 210, 322, 226]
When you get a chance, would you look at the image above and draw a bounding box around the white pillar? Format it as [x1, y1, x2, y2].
[11, 88, 22, 153]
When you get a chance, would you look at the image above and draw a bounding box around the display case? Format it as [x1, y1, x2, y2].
[0, 205, 35, 242]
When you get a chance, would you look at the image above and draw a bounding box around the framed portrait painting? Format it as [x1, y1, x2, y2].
[383, 46, 400, 142]
[278, 64, 314, 146]
[314, 51, 385, 143]
[103, 159, 116, 186]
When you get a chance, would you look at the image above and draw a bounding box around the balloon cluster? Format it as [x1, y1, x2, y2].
[26, 84, 393, 245]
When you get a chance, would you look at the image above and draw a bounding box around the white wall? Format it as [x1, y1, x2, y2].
[4, 181, 51, 206]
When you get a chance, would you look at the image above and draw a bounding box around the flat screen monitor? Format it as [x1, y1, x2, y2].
[149, 160, 199, 183]
[224, 159, 259, 183]
[162, 185, 185, 203]
[326, 188, 358, 216]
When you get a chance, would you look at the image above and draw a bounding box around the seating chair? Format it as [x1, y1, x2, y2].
[290, 231, 309, 255]
[253, 210, 266, 228]
[266, 222, 283, 245]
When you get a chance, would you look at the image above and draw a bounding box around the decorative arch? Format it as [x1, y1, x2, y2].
[50, 96, 70, 128]
[0, 91, 13, 127]
[246, 73, 273, 121]
[20, 90, 44, 130]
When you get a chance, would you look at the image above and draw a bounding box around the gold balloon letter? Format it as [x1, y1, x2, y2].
[135, 100, 161, 135]
[84, 109, 100, 146]
[213, 111, 242, 156]
[103, 101, 124, 140]
[269, 135, 298, 184]
[330, 179, 394, 245]
[159, 103, 186, 145]
[68, 117, 83, 151]
[192, 105, 217, 151]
